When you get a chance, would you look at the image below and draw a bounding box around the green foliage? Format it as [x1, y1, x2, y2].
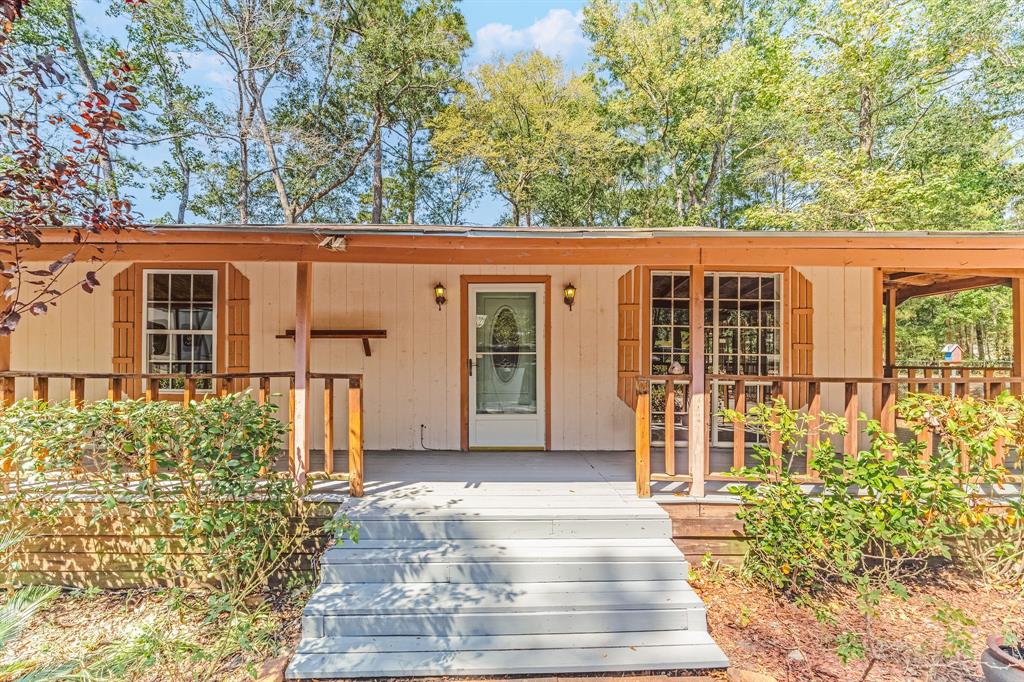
[728, 397, 975, 595]
[429, 51, 622, 227]
[0, 395, 354, 615]
[896, 286, 1013, 365]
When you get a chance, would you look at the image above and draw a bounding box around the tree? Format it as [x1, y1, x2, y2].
[432, 51, 619, 226]
[583, 0, 795, 228]
[0, 0, 142, 333]
[744, 0, 1024, 230]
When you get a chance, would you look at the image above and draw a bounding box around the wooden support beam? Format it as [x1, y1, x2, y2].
[348, 377, 364, 497]
[732, 380, 746, 472]
[664, 379, 675, 476]
[806, 381, 821, 477]
[844, 381, 859, 456]
[33, 377, 48, 403]
[145, 378, 160, 403]
[293, 262, 313, 487]
[324, 378, 335, 476]
[1014, 277, 1024, 397]
[0, 377, 14, 406]
[885, 289, 897, 371]
[635, 381, 651, 498]
[688, 264, 707, 498]
[70, 377, 86, 408]
[107, 377, 123, 402]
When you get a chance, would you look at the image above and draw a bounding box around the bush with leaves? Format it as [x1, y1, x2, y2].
[0, 394, 355, 618]
[726, 392, 1022, 671]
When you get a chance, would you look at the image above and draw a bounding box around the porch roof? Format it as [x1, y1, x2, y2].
[27, 223, 1024, 269]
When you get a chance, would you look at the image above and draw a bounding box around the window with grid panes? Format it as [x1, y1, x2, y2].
[144, 271, 216, 390]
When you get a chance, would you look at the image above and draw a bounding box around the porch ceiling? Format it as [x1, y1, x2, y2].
[884, 271, 1012, 304]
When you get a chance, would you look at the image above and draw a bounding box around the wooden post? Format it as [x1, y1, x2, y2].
[0, 377, 14, 406]
[145, 377, 160, 402]
[1014, 277, 1024, 397]
[664, 379, 675, 476]
[844, 381, 859, 456]
[323, 378, 335, 476]
[183, 376, 196, 405]
[881, 381, 896, 434]
[688, 264, 706, 498]
[107, 377, 123, 401]
[293, 262, 312, 487]
[32, 376, 49, 403]
[258, 376, 271, 406]
[732, 380, 746, 471]
[769, 380, 783, 471]
[70, 377, 86, 408]
[635, 380, 651, 498]
[348, 377, 364, 497]
[806, 381, 821, 477]
[884, 289, 897, 373]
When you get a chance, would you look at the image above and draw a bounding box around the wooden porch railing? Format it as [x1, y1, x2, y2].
[634, 372, 1024, 497]
[0, 370, 364, 496]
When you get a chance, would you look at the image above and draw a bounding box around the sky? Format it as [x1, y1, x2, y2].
[77, 0, 595, 225]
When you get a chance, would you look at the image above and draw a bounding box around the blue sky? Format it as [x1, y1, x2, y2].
[77, 0, 594, 224]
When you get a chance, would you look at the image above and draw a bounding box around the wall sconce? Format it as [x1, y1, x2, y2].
[563, 283, 577, 311]
[433, 283, 447, 310]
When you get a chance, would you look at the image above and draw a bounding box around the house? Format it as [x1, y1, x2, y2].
[7, 225, 1023, 678]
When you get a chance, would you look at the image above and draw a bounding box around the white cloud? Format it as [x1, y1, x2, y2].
[474, 8, 588, 62]
[175, 50, 235, 88]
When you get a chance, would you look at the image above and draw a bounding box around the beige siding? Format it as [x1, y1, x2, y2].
[235, 263, 636, 451]
[10, 262, 118, 402]
[796, 266, 877, 432]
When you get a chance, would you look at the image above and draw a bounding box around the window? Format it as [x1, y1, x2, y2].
[649, 271, 783, 446]
[144, 271, 216, 389]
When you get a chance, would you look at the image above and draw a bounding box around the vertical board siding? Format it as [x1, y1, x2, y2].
[237, 263, 635, 451]
[797, 266, 876, 449]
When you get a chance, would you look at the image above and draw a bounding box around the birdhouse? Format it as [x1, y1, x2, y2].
[941, 343, 963, 364]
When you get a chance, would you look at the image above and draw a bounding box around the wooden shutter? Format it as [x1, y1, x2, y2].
[789, 269, 814, 407]
[617, 266, 643, 409]
[112, 264, 141, 398]
[225, 264, 250, 390]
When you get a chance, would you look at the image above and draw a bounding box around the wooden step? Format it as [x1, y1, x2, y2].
[353, 516, 671, 540]
[286, 633, 728, 679]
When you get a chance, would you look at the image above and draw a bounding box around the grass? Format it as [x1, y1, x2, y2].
[0, 587, 308, 681]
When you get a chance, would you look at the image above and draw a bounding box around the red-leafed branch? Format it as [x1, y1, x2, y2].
[0, 1, 146, 334]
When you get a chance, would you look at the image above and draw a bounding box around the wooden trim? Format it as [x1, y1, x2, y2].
[28, 233, 1024, 269]
[459, 275, 552, 451]
[688, 264, 707, 498]
[1013, 278, 1024, 396]
[129, 261, 229, 377]
[292, 262, 312, 485]
[872, 268, 885, 418]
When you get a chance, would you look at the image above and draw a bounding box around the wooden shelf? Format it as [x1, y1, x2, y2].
[277, 329, 387, 356]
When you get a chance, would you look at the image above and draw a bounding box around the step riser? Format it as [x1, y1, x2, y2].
[354, 518, 671, 540]
[287, 644, 729, 679]
[305, 607, 706, 639]
[321, 560, 688, 584]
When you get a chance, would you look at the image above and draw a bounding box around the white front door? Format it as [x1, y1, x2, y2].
[468, 283, 546, 448]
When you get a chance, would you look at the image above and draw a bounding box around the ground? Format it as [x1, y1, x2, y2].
[0, 587, 306, 681]
[1, 567, 1020, 681]
[691, 562, 1024, 681]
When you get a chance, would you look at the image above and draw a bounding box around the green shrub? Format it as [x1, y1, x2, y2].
[726, 394, 1010, 595]
[0, 395, 354, 615]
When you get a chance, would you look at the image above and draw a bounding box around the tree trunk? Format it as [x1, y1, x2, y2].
[406, 129, 416, 225]
[63, 0, 117, 198]
[177, 164, 190, 224]
[858, 84, 875, 160]
[247, 77, 294, 223]
[371, 132, 383, 223]
[235, 79, 250, 224]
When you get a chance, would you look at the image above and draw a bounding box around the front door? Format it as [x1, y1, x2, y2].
[468, 283, 546, 448]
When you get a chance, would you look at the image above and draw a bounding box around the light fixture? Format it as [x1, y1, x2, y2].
[563, 282, 577, 311]
[433, 283, 447, 310]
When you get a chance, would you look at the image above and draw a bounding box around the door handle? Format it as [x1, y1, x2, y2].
[467, 358, 474, 376]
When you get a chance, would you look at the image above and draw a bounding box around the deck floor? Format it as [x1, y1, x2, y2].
[308, 450, 745, 503]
